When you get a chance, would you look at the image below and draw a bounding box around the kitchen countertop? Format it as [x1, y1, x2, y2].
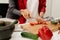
[10, 32, 31, 40]
[0, 18, 60, 40]
[10, 23, 60, 40]
[10, 30, 60, 40]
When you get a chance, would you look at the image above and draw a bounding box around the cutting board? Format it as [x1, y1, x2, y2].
[21, 21, 60, 34]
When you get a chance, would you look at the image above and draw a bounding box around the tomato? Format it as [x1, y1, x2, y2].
[30, 21, 39, 26]
[30, 22, 35, 26]
[38, 28, 46, 40]
[42, 21, 47, 25]
[38, 22, 42, 24]
[34, 21, 38, 25]
[38, 26, 53, 40]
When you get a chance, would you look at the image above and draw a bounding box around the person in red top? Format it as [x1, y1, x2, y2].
[6, 0, 46, 24]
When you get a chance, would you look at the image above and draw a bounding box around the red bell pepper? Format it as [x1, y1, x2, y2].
[38, 28, 46, 40]
[38, 26, 53, 40]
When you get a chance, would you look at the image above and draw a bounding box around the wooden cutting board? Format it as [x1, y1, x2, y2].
[21, 21, 60, 34]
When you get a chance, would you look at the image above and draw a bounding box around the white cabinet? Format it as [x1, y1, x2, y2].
[0, 0, 9, 3]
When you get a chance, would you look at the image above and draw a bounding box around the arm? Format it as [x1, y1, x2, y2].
[8, 0, 21, 16]
[36, 0, 46, 22]
[39, 0, 46, 17]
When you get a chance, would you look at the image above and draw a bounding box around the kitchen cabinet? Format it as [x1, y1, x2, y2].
[0, 0, 8, 17]
[0, 4, 8, 17]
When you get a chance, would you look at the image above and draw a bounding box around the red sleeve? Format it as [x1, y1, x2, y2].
[38, 0, 46, 14]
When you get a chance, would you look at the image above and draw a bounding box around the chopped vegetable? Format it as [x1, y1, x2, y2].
[51, 20, 58, 25]
[34, 21, 38, 25]
[30, 22, 35, 26]
[21, 32, 38, 39]
[38, 22, 42, 24]
[42, 21, 47, 25]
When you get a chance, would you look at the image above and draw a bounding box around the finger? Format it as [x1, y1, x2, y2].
[24, 11, 30, 18]
[23, 13, 29, 19]
[36, 17, 42, 22]
[28, 13, 32, 18]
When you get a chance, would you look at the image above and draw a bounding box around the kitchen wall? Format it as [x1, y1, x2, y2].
[0, 0, 52, 17]
[44, 0, 52, 17]
[51, 0, 60, 19]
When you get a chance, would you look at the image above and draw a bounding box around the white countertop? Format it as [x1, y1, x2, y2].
[10, 23, 60, 40]
[0, 18, 60, 40]
[10, 32, 31, 40]
[10, 31, 60, 40]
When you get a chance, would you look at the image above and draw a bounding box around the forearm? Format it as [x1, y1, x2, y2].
[8, 0, 21, 16]
[39, 0, 46, 17]
[13, 9, 21, 16]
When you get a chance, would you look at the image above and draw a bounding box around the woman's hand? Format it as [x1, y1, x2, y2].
[20, 9, 31, 19]
[36, 16, 44, 23]
[36, 12, 45, 22]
